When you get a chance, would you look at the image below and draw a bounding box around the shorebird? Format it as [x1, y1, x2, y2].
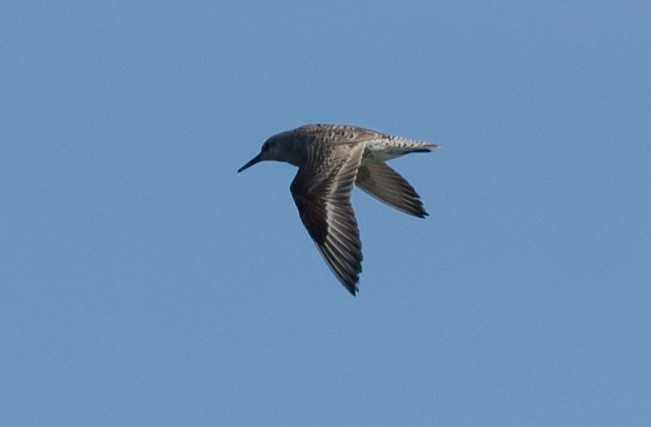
[238, 124, 439, 296]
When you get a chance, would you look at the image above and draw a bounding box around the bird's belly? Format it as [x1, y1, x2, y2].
[361, 143, 402, 164]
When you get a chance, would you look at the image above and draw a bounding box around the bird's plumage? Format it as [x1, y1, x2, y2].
[356, 163, 428, 218]
[290, 141, 366, 294]
[238, 124, 439, 295]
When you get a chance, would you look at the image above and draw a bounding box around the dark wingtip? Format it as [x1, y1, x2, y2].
[344, 282, 359, 296]
[406, 206, 428, 218]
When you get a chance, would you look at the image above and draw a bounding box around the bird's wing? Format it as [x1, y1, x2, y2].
[355, 162, 428, 218]
[290, 142, 365, 295]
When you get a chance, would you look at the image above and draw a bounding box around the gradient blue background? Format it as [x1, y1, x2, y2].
[2, 2, 650, 425]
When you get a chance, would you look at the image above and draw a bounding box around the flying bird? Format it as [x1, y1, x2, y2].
[238, 124, 439, 295]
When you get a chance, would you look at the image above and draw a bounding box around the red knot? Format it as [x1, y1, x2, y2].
[238, 124, 440, 296]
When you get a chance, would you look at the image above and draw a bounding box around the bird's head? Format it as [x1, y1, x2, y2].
[237, 133, 297, 172]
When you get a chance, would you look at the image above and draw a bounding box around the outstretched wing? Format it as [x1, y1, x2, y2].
[356, 162, 428, 218]
[290, 143, 365, 295]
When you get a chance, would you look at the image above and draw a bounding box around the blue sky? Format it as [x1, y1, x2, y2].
[2, 1, 650, 425]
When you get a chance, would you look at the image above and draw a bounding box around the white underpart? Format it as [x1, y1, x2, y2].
[361, 138, 428, 164]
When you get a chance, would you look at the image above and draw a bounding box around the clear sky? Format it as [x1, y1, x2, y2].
[2, 1, 650, 425]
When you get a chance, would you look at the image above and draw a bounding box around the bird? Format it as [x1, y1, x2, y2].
[238, 124, 439, 296]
